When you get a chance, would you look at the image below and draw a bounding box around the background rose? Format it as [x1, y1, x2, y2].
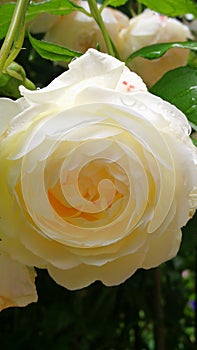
[28, 3, 192, 87]
[31, 0, 129, 55]
[118, 9, 193, 87]
[3, 1, 192, 87]
[0, 49, 196, 309]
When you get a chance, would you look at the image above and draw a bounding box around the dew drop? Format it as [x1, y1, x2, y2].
[157, 102, 164, 111]
[169, 111, 175, 117]
[120, 96, 135, 107]
[139, 105, 146, 111]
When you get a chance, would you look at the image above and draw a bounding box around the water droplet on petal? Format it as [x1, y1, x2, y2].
[139, 105, 146, 111]
[120, 96, 135, 107]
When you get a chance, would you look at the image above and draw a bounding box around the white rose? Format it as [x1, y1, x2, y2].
[33, 0, 129, 58]
[118, 9, 193, 86]
[0, 49, 196, 309]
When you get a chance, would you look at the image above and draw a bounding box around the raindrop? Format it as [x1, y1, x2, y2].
[169, 110, 175, 118]
[138, 105, 146, 111]
[157, 102, 164, 111]
[120, 96, 136, 107]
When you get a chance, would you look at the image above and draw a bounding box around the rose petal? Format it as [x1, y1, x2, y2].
[48, 252, 146, 290]
[0, 252, 37, 311]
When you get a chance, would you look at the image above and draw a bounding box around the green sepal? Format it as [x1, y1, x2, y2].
[0, 62, 35, 98]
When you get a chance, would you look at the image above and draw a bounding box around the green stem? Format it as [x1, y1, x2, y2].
[0, 0, 29, 73]
[137, 1, 143, 15]
[5, 25, 25, 69]
[87, 0, 115, 57]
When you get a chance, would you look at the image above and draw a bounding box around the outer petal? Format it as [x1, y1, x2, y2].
[19, 49, 147, 107]
[142, 230, 182, 268]
[29, 13, 60, 34]
[48, 251, 146, 290]
[0, 252, 37, 311]
[0, 98, 26, 136]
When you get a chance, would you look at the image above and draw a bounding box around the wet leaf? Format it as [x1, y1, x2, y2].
[126, 41, 197, 63]
[150, 66, 197, 126]
[137, 0, 197, 17]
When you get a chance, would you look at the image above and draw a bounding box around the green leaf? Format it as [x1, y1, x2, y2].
[126, 41, 197, 64]
[187, 51, 197, 68]
[0, 3, 15, 40]
[0, 0, 89, 40]
[137, 0, 197, 17]
[150, 66, 197, 126]
[26, 0, 89, 21]
[191, 135, 197, 146]
[190, 122, 197, 131]
[100, 0, 128, 10]
[28, 32, 82, 63]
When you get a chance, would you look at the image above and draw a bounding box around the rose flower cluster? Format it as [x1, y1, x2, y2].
[30, 0, 192, 86]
